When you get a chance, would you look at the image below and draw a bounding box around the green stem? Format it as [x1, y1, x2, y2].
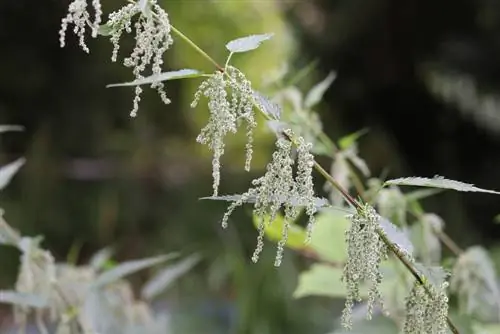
[170, 26, 224, 72]
[170, 25, 459, 334]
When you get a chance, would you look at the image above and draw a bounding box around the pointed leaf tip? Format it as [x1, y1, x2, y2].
[384, 175, 500, 195]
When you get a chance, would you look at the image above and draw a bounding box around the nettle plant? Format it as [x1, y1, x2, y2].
[1, 0, 500, 333]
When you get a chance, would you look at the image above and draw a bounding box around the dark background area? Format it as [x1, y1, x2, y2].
[1, 0, 500, 332]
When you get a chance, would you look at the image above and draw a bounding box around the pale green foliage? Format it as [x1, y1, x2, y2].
[411, 213, 443, 265]
[225, 33, 274, 53]
[0, 158, 25, 192]
[106, 69, 202, 87]
[450, 246, 500, 321]
[385, 176, 500, 194]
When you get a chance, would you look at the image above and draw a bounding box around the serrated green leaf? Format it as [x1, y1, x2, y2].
[0, 125, 24, 133]
[225, 33, 274, 53]
[309, 209, 352, 262]
[304, 71, 336, 109]
[252, 212, 307, 250]
[92, 253, 178, 289]
[0, 158, 25, 191]
[106, 69, 202, 88]
[384, 176, 500, 194]
[0, 290, 48, 308]
[141, 254, 201, 300]
[338, 128, 369, 150]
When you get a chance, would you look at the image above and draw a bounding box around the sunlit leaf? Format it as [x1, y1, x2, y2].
[304, 71, 337, 109]
[0, 158, 25, 191]
[92, 254, 178, 289]
[106, 69, 202, 88]
[142, 254, 201, 300]
[266, 120, 288, 135]
[0, 290, 48, 308]
[225, 33, 274, 53]
[384, 176, 500, 194]
[138, 0, 152, 17]
[252, 212, 307, 250]
[411, 214, 443, 264]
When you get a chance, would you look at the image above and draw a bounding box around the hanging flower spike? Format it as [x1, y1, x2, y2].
[59, 0, 103, 53]
[341, 204, 388, 329]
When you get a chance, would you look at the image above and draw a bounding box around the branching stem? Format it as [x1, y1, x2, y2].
[170, 25, 460, 334]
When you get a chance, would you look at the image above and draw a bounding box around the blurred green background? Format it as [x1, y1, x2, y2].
[1, 0, 500, 333]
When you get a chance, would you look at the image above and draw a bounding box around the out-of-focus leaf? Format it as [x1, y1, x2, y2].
[252, 212, 307, 250]
[328, 315, 399, 334]
[0, 210, 21, 245]
[309, 209, 352, 262]
[253, 91, 281, 120]
[293, 265, 354, 299]
[405, 188, 443, 202]
[472, 322, 500, 334]
[225, 33, 274, 53]
[411, 214, 443, 264]
[450, 246, 500, 321]
[0, 290, 48, 308]
[384, 176, 500, 194]
[97, 24, 114, 36]
[92, 254, 178, 289]
[0, 158, 26, 191]
[89, 247, 114, 271]
[0, 125, 24, 133]
[338, 128, 368, 150]
[266, 120, 288, 135]
[379, 218, 414, 255]
[138, 0, 152, 17]
[304, 71, 337, 109]
[447, 311, 475, 334]
[414, 262, 449, 287]
[142, 254, 201, 300]
[107, 69, 202, 88]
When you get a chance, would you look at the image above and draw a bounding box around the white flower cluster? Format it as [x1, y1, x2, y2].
[403, 281, 449, 334]
[59, 0, 175, 117]
[106, 0, 174, 117]
[191, 66, 257, 196]
[341, 204, 388, 329]
[59, 0, 103, 53]
[220, 130, 317, 266]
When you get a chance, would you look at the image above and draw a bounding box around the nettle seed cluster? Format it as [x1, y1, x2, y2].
[58, 1, 453, 333]
[60, 0, 174, 117]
